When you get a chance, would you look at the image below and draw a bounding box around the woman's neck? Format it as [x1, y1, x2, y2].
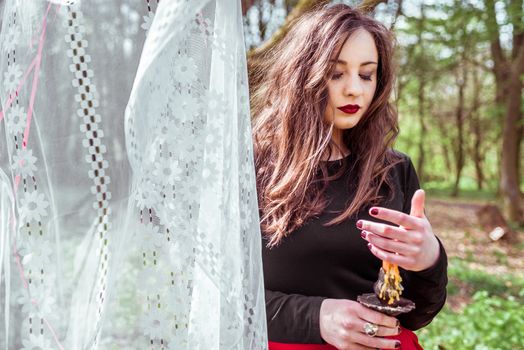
[323, 128, 350, 161]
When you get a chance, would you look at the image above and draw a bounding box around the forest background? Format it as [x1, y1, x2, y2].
[243, 0, 524, 349]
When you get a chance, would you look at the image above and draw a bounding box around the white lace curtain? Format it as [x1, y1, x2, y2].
[0, 0, 267, 348]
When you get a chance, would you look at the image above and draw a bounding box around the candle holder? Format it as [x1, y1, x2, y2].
[357, 261, 415, 316]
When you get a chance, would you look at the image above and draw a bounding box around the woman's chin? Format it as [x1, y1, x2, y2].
[333, 117, 360, 130]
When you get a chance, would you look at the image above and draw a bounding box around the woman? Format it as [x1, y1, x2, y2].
[251, 4, 448, 350]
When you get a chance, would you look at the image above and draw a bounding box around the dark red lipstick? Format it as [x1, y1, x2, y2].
[337, 104, 360, 114]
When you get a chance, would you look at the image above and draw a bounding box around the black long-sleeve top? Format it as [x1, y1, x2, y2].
[262, 151, 448, 344]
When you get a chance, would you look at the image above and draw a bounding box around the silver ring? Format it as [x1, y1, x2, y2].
[363, 322, 379, 337]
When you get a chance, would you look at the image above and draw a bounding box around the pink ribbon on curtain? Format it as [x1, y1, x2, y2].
[1, 4, 66, 350]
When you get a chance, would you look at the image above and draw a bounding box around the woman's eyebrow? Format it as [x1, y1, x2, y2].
[329, 59, 378, 66]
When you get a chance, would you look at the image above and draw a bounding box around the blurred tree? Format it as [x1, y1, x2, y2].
[415, 2, 428, 182]
[469, 63, 486, 190]
[447, 1, 480, 197]
[484, 0, 524, 223]
[452, 54, 467, 197]
[395, 2, 452, 184]
[395, 1, 505, 197]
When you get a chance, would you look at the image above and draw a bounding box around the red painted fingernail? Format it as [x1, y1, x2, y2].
[356, 220, 363, 229]
[360, 231, 366, 239]
[367, 243, 372, 250]
[370, 208, 379, 215]
[395, 341, 401, 348]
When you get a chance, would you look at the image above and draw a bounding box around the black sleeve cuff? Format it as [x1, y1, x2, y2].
[411, 236, 447, 282]
[309, 296, 327, 344]
[397, 235, 448, 330]
[266, 289, 327, 344]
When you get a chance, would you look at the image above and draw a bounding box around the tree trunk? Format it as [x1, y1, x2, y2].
[477, 204, 518, 243]
[433, 113, 453, 178]
[441, 141, 452, 180]
[484, 0, 524, 224]
[452, 63, 467, 197]
[470, 67, 484, 190]
[285, 0, 300, 14]
[415, 3, 426, 182]
[417, 78, 426, 182]
[500, 64, 524, 221]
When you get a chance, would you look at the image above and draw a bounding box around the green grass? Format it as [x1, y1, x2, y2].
[416, 258, 524, 350]
[417, 292, 524, 350]
[447, 257, 524, 299]
[424, 185, 498, 202]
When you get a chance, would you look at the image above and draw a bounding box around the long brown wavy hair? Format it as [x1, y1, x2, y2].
[252, 4, 402, 247]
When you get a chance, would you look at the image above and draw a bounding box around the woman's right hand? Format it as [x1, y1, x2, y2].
[319, 299, 401, 350]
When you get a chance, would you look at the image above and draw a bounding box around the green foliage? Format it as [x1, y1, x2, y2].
[447, 258, 524, 299]
[424, 186, 498, 201]
[418, 258, 524, 349]
[392, 0, 515, 196]
[417, 292, 524, 350]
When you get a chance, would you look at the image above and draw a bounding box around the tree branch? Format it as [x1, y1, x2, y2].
[242, 0, 257, 16]
[510, 0, 524, 72]
[464, 55, 492, 72]
[247, 0, 330, 58]
[484, 0, 507, 71]
[389, 0, 403, 31]
[509, 0, 523, 61]
[358, 0, 387, 13]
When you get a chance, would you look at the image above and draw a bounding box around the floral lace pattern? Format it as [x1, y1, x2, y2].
[124, 1, 267, 347]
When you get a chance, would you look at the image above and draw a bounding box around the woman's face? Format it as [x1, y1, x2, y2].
[324, 28, 378, 130]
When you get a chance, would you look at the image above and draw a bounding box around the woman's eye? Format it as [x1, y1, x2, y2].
[360, 74, 372, 81]
[331, 72, 343, 80]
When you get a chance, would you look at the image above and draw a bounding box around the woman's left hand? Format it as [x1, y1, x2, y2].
[357, 189, 440, 272]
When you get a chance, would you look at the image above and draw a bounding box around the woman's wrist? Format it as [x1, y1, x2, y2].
[412, 235, 446, 277]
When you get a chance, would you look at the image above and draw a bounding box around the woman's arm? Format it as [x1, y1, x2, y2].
[265, 289, 326, 343]
[358, 154, 448, 330]
[267, 289, 402, 349]
[398, 236, 448, 330]
[398, 155, 448, 329]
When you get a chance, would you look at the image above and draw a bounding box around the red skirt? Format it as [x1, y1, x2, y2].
[268, 327, 423, 350]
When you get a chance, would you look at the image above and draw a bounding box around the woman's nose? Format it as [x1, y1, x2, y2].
[343, 74, 363, 97]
